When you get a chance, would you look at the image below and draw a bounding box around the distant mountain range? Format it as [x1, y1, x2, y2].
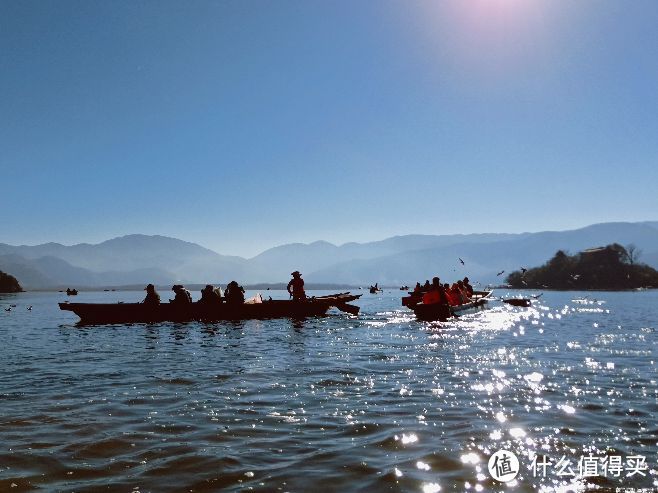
[1, 221, 658, 289]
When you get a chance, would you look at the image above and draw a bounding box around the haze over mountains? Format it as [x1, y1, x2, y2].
[2, 222, 658, 289]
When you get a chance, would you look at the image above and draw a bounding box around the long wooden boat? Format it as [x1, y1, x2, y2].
[59, 292, 362, 325]
[405, 290, 493, 322]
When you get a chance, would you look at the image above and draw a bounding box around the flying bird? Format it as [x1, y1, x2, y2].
[496, 270, 505, 276]
[458, 258, 465, 265]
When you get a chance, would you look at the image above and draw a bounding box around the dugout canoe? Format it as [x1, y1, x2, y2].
[407, 290, 493, 322]
[59, 292, 362, 325]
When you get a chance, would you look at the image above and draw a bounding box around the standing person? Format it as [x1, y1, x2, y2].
[287, 271, 306, 301]
[142, 283, 160, 305]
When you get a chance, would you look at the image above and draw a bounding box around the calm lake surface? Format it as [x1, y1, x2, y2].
[1, 289, 657, 492]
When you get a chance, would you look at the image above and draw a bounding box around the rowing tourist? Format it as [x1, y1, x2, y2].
[423, 277, 450, 305]
[171, 284, 192, 305]
[225, 281, 245, 304]
[462, 277, 474, 297]
[199, 284, 222, 304]
[445, 283, 459, 305]
[457, 280, 472, 302]
[287, 271, 306, 301]
[143, 283, 160, 305]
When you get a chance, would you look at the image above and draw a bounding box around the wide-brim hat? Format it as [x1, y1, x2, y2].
[144, 283, 154, 290]
[172, 284, 184, 290]
[291, 271, 301, 276]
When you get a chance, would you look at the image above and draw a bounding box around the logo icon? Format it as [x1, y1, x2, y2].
[488, 449, 519, 482]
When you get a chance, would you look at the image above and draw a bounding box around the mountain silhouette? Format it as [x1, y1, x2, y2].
[1, 222, 657, 288]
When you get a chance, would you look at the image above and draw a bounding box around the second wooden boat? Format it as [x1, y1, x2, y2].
[406, 290, 493, 322]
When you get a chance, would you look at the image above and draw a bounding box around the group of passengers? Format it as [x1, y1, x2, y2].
[142, 281, 246, 306]
[413, 276, 474, 306]
[141, 271, 306, 306]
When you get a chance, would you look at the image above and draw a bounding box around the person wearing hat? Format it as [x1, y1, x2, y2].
[142, 283, 160, 305]
[170, 284, 192, 305]
[462, 277, 474, 297]
[287, 271, 306, 301]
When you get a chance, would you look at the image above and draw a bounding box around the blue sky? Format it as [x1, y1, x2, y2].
[2, 0, 657, 257]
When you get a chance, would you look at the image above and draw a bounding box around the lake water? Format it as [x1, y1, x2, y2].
[1, 289, 657, 492]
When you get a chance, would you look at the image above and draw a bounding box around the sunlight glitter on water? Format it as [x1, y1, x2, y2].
[1, 290, 657, 492]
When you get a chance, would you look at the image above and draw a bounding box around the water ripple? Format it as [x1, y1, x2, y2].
[0, 289, 656, 491]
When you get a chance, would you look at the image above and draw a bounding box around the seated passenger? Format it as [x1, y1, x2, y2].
[444, 283, 459, 305]
[413, 282, 422, 293]
[171, 284, 192, 304]
[457, 280, 472, 303]
[225, 281, 245, 304]
[143, 283, 160, 305]
[199, 284, 222, 304]
[450, 283, 464, 304]
[423, 277, 449, 304]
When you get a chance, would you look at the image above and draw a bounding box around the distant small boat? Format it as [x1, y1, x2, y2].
[399, 285, 409, 291]
[503, 298, 531, 307]
[369, 285, 382, 294]
[572, 298, 606, 305]
[66, 288, 78, 296]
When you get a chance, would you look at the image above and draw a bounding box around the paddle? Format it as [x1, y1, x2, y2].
[334, 303, 360, 315]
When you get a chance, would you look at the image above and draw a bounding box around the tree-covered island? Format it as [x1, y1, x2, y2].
[506, 243, 658, 290]
[0, 271, 23, 293]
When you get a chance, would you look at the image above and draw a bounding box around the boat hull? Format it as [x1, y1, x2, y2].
[59, 293, 361, 325]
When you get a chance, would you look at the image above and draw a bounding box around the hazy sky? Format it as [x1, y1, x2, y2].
[2, 0, 657, 257]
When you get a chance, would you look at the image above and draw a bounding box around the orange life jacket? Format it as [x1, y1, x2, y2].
[422, 291, 441, 304]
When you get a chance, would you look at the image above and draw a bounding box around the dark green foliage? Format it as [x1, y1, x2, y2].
[506, 244, 658, 290]
[0, 271, 23, 293]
